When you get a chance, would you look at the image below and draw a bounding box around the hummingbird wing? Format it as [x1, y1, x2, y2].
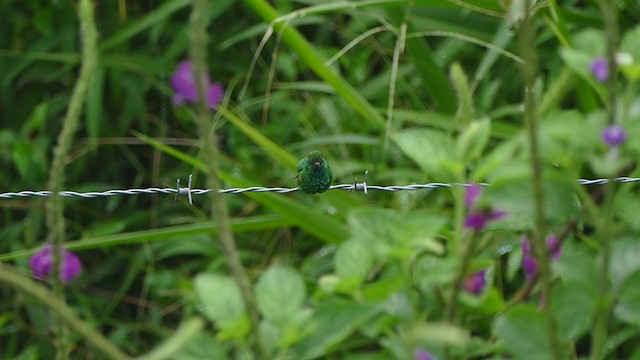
[296, 158, 307, 179]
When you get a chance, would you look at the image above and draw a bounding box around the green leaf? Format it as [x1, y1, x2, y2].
[393, 129, 459, 181]
[614, 270, 640, 326]
[85, 63, 104, 139]
[347, 208, 446, 261]
[386, 8, 457, 113]
[403, 322, 470, 348]
[552, 242, 598, 288]
[620, 26, 640, 81]
[292, 300, 381, 359]
[450, 62, 473, 122]
[610, 237, 640, 290]
[98, 0, 191, 53]
[559, 47, 606, 102]
[335, 240, 373, 284]
[494, 305, 553, 360]
[193, 273, 246, 327]
[551, 281, 597, 342]
[456, 117, 491, 162]
[176, 334, 229, 360]
[485, 174, 577, 230]
[620, 26, 640, 61]
[255, 266, 306, 323]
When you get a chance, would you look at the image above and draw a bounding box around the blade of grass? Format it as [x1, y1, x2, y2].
[243, 0, 385, 127]
[387, 7, 457, 113]
[0, 215, 292, 262]
[98, 0, 192, 53]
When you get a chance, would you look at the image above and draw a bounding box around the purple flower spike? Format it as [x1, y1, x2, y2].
[414, 349, 437, 360]
[546, 235, 562, 260]
[170, 60, 223, 108]
[465, 184, 483, 208]
[464, 210, 507, 232]
[602, 124, 627, 147]
[464, 212, 488, 231]
[521, 238, 538, 279]
[463, 270, 487, 295]
[29, 245, 82, 283]
[521, 235, 563, 279]
[590, 57, 609, 83]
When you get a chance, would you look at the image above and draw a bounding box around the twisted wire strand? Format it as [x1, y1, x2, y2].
[0, 177, 638, 200]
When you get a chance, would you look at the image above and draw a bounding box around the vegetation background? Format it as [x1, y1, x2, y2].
[1, 0, 640, 359]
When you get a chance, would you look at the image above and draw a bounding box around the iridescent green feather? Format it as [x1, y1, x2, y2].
[297, 151, 332, 194]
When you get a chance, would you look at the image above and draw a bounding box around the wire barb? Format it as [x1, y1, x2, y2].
[175, 174, 193, 205]
[1, 175, 639, 201]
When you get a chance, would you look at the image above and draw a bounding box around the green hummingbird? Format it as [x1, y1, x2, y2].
[297, 151, 333, 194]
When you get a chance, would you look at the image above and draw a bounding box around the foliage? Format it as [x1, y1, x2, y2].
[2, 0, 640, 359]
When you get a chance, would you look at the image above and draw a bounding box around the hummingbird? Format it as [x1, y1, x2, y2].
[296, 151, 333, 194]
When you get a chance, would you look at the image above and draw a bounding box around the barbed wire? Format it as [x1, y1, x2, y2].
[1, 173, 639, 205]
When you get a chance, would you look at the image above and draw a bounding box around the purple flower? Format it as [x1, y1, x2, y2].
[170, 60, 223, 108]
[464, 210, 507, 231]
[546, 235, 561, 260]
[464, 183, 483, 208]
[602, 124, 627, 147]
[521, 235, 562, 279]
[521, 239, 538, 279]
[463, 183, 507, 231]
[414, 349, 437, 360]
[463, 269, 487, 295]
[29, 245, 82, 283]
[590, 57, 608, 83]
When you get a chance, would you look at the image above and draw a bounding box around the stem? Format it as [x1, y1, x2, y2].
[446, 231, 476, 321]
[45, 0, 98, 357]
[518, 1, 562, 358]
[0, 265, 131, 360]
[188, 0, 264, 356]
[590, 1, 618, 357]
[137, 318, 204, 360]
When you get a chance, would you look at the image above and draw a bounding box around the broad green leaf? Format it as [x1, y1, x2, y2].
[450, 62, 473, 122]
[255, 266, 306, 323]
[610, 237, 640, 291]
[292, 300, 381, 359]
[620, 26, 640, 61]
[614, 270, 640, 327]
[552, 241, 598, 288]
[403, 322, 470, 348]
[335, 240, 373, 284]
[485, 174, 577, 230]
[494, 305, 553, 360]
[552, 281, 597, 342]
[559, 47, 606, 102]
[539, 111, 604, 171]
[456, 117, 491, 162]
[393, 129, 459, 181]
[176, 334, 229, 360]
[572, 29, 606, 58]
[347, 208, 446, 261]
[193, 273, 246, 326]
[620, 26, 640, 80]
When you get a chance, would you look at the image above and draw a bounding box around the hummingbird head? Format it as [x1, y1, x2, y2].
[307, 150, 325, 168]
